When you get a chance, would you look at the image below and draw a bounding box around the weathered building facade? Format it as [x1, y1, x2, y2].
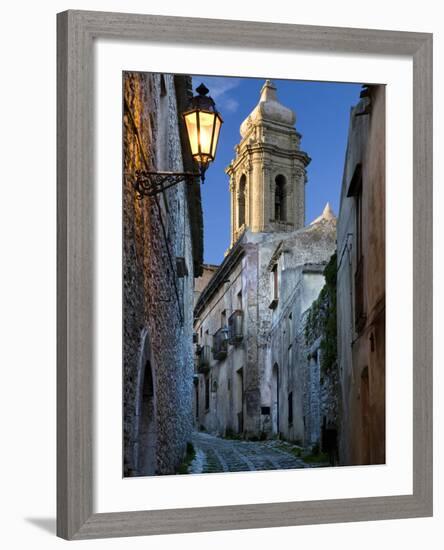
[336, 85, 386, 465]
[123, 72, 203, 476]
[193, 81, 336, 446]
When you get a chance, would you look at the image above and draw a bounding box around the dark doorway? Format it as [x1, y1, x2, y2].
[137, 360, 157, 475]
[236, 368, 244, 433]
[272, 363, 280, 434]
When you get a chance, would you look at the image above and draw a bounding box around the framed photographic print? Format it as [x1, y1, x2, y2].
[57, 10, 433, 540]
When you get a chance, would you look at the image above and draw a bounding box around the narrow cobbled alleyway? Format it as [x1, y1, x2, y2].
[188, 432, 328, 474]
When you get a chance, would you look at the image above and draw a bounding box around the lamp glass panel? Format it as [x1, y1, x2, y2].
[184, 112, 199, 156]
[197, 111, 216, 157]
[211, 116, 222, 158]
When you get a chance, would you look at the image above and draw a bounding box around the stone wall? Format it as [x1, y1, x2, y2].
[194, 264, 219, 307]
[122, 72, 202, 476]
[303, 253, 340, 453]
[265, 215, 337, 443]
[337, 85, 386, 465]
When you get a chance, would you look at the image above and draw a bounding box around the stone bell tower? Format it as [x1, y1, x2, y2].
[226, 80, 311, 247]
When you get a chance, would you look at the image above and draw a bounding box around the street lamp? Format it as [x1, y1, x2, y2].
[133, 83, 223, 198]
[182, 83, 223, 183]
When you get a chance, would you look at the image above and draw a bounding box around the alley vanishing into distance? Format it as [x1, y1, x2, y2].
[188, 432, 329, 474]
[123, 75, 386, 478]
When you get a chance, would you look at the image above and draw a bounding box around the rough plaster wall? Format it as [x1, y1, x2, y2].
[194, 260, 245, 436]
[257, 219, 336, 439]
[123, 72, 195, 476]
[194, 217, 336, 441]
[336, 100, 368, 465]
[337, 86, 385, 466]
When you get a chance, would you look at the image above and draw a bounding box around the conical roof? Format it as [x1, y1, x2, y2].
[240, 80, 296, 138]
[310, 202, 336, 225]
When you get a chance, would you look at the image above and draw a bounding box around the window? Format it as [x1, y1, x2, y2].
[287, 312, 293, 344]
[288, 344, 293, 378]
[238, 175, 246, 228]
[269, 263, 279, 309]
[274, 175, 287, 221]
[356, 184, 363, 261]
[221, 309, 227, 328]
[347, 164, 366, 332]
[228, 309, 243, 345]
[354, 181, 365, 330]
[159, 74, 167, 96]
[288, 392, 293, 426]
[205, 376, 210, 411]
[346, 163, 363, 256]
[273, 264, 278, 299]
[237, 290, 243, 310]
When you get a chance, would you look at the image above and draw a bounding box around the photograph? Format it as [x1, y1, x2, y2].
[122, 71, 386, 477]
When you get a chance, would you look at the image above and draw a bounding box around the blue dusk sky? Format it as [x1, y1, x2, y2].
[191, 75, 363, 266]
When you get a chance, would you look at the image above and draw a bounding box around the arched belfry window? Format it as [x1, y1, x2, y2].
[275, 175, 287, 221]
[238, 175, 246, 228]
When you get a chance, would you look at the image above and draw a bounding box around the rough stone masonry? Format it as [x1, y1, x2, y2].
[122, 72, 203, 476]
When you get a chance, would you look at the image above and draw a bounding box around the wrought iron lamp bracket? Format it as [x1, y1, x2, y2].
[133, 170, 200, 199]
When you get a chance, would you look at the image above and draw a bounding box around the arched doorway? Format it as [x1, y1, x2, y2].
[134, 329, 158, 476]
[272, 363, 280, 434]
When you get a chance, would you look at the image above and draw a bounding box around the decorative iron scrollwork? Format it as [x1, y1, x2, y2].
[133, 171, 199, 199]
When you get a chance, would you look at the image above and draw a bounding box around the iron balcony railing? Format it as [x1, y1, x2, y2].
[196, 344, 211, 373]
[212, 327, 229, 360]
[228, 309, 244, 345]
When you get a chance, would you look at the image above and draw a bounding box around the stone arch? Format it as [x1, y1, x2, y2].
[133, 328, 158, 476]
[271, 363, 280, 434]
[237, 174, 247, 228]
[274, 174, 287, 221]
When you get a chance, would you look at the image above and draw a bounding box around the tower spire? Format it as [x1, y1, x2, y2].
[259, 79, 278, 102]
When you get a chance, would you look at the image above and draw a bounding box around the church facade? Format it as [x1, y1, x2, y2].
[193, 81, 336, 445]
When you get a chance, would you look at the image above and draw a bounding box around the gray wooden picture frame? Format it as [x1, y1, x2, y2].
[57, 9, 433, 540]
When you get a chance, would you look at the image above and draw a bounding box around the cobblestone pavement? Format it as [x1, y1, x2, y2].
[189, 431, 324, 474]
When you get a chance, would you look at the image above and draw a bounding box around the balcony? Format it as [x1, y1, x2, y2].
[228, 310, 244, 345]
[212, 327, 229, 361]
[196, 344, 211, 373]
